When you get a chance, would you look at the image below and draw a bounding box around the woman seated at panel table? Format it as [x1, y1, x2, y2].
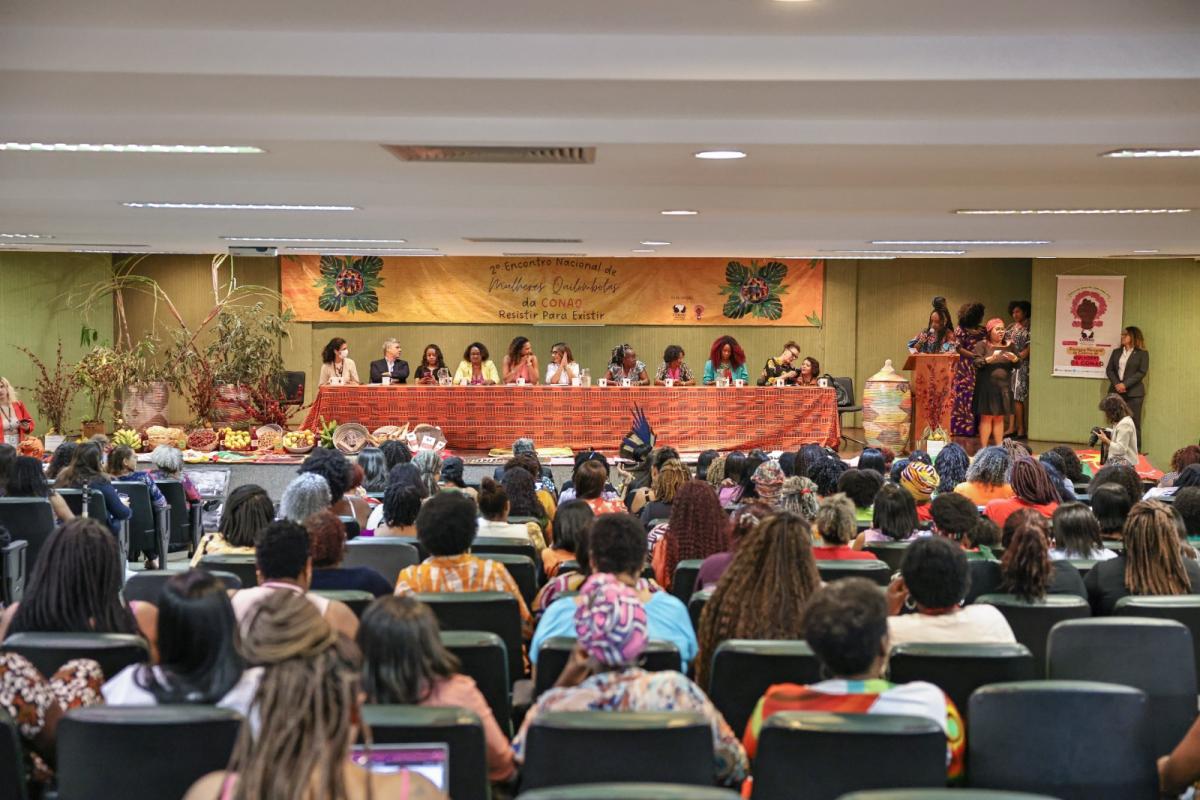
[317, 337, 360, 386]
[605, 344, 650, 386]
[702, 335, 749, 385]
[545, 342, 581, 385]
[452, 341, 500, 386]
[413, 343, 447, 385]
[654, 345, 696, 386]
[502, 336, 540, 385]
[757, 341, 802, 386]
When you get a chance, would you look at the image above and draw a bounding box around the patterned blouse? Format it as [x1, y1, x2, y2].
[654, 361, 694, 384]
[907, 329, 958, 354]
[395, 553, 532, 637]
[534, 573, 660, 615]
[513, 667, 748, 786]
[115, 470, 168, 508]
[607, 361, 648, 383]
[757, 357, 795, 386]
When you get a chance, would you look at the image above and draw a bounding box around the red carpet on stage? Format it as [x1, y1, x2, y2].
[1077, 449, 1163, 482]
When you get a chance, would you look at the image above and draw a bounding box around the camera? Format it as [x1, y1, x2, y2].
[1089, 426, 1110, 447]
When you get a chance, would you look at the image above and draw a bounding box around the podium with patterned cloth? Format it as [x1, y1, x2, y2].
[302, 385, 840, 451]
[903, 353, 957, 451]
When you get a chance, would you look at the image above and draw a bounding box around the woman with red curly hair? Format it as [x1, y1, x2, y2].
[650, 480, 730, 589]
[304, 510, 393, 597]
[702, 335, 749, 386]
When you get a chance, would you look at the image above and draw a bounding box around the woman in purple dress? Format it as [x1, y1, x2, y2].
[951, 302, 986, 437]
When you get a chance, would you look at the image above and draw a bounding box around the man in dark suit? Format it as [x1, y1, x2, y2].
[368, 338, 410, 384]
[1105, 326, 1148, 450]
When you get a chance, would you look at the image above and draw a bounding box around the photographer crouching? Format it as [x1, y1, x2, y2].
[1093, 394, 1138, 466]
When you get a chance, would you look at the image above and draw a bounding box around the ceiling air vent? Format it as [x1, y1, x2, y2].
[464, 237, 583, 244]
[383, 145, 595, 164]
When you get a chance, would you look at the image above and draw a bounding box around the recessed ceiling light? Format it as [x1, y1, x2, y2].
[632, 249, 656, 253]
[694, 150, 747, 160]
[660, 210, 699, 216]
[222, 236, 405, 243]
[1101, 148, 1200, 159]
[955, 208, 1191, 215]
[2, 142, 263, 154]
[828, 249, 967, 255]
[1133, 249, 1160, 254]
[639, 240, 671, 246]
[0, 233, 54, 239]
[125, 202, 357, 211]
[870, 240, 1051, 246]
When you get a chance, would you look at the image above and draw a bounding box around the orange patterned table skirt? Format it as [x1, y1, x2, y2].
[303, 385, 840, 451]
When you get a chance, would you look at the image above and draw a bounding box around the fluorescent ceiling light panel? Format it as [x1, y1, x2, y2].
[660, 210, 699, 216]
[0, 233, 54, 239]
[694, 150, 747, 160]
[1101, 148, 1200, 159]
[639, 241, 671, 246]
[631, 249, 656, 253]
[955, 208, 1190, 215]
[124, 202, 357, 211]
[1133, 249, 1160, 254]
[870, 240, 1051, 246]
[828, 249, 967, 255]
[222, 236, 405, 243]
[2, 142, 263, 154]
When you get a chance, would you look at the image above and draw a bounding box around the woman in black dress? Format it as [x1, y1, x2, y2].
[973, 317, 1021, 448]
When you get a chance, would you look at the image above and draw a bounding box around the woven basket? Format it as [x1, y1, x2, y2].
[255, 424, 285, 450]
[333, 423, 371, 454]
[411, 423, 448, 450]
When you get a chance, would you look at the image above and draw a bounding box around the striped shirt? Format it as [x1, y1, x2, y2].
[394, 554, 532, 637]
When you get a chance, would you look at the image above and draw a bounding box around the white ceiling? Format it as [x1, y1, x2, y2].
[1, 0, 1198, 258]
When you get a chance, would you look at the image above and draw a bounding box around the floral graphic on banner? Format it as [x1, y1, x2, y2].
[719, 260, 789, 320]
[316, 256, 384, 314]
[1052, 275, 1125, 378]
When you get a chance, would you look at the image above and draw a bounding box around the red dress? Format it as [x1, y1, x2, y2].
[3, 400, 34, 440]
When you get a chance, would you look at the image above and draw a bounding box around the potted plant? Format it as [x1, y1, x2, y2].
[15, 340, 77, 449]
[73, 344, 123, 437]
[115, 334, 175, 431]
[205, 302, 294, 427]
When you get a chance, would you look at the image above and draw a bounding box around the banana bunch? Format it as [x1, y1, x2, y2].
[112, 429, 143, 449]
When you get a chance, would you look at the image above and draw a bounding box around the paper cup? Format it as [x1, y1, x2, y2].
[663, 378, 674, 388]
[380, 376, 391, 385]
[734, 379, 746, 388]
[597, 378, 608, 387]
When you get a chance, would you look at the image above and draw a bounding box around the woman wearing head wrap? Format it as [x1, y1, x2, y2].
[973, 317, 1021, 448]
[751, 460, 786, 507]
[900, 461, 940, 522]
[514, 574, 748, 786]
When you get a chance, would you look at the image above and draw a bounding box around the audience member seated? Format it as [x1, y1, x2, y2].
[807, 456, 848, 499]
[45, 440, 76, 481]
[778, 475, 820, 522]
[558, 451, 620, 506]
[103, 569, 259, 713]
[515, 573, 747, 786]
[1176, 487, 1200, 537]
[499, 465, 551, 536]
[394, 492, 533, 638]
[625, 447, 681, 514]
[930, 492, 996, 559]
[984, 456, 1060, 527]
[379, 440, 413, 471]
[300, 447, 371, 528]
[540, 499, 593, 579]
[953, 445, 1014, 506]
[899, 461, 939, 522]
[999, 515, 1087, 601]
[750, 459, 786, 508]
[367, 464, 427, 536]
[53, 441, 132, 536]
[637, 459, 690, 529]
[933, 443, 970, 496]
[742, 578, 964, 782]
[1037, 450, 1078, 502]
[886, 536, 1016, 646]
[1049, 502, 1116, 561]
[695, 512, 822, 689]
[475, 477, 547, 551]
[696, 501, 773, 590]
[814, 494, 879, 560]
[795, 444, 829, 483]
[358, 595, 515, 783]
[857, 447, 887, 475]
[1091, 482, 1134, 541]
[838, 467, 885, 523]
[1158, 706, 1200, 795]
[696, 449, 719, 481]
[231, 519, 360, 640]
[1089, 462, 1145, 505]
[108, 443, 172, 567]
[650, 480, 730, 590]
[148, 444, 202, 506]
[356, 446, 388, 494]
[854, 483, 922, 549]
[306, 510, 392, 597]
[279, 472, 332, 524]
[1085, 500, 1200, 615]
[575, 459, 626, 516]
[533, 514, 695, 667]
[1153, 446, 1200, 494]
[184, 591, 443, 800]
[438, 455, 476, 501]
[191, 483, 273, 566]
[0, 518, 159, 652]
[704, 453, 727, 488]
[6, 454, 74, 522]
[718, 452, 748, 506]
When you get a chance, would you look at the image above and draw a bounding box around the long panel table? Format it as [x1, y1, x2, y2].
[302, 385, 840, 451]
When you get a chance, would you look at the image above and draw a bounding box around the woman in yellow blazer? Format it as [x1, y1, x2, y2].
[453, 341, 500, 386]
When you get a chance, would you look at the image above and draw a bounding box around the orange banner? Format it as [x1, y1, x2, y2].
[281, 255, 824, 326]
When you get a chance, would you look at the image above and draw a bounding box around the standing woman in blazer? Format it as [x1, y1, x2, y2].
[1105, 326, 1148, 449]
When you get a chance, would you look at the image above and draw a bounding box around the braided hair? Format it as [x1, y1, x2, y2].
[661, 480, 729, 590]
[1124, 500, 1191, 597]
[1010, 456, 1060, 506]
[610, 344, 635, 366]
[1000, 519, 1053, 602]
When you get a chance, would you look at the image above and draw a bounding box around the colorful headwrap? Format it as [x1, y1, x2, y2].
[752, 459, 786, 501]
[574, 573, 648, 667]
[986, 317, 1007, 334]
[900, 461, 940, 501]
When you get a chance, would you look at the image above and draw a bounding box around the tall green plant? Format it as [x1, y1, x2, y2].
[15, 340, 77, 434]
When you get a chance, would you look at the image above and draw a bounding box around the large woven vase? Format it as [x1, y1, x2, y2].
[862, 359, 911, 449]
[211, 384, 254, 426]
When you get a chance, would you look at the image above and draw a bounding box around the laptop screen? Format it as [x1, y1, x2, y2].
[350, 743, 449, 790]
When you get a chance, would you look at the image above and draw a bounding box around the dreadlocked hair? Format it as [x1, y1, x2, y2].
[8, 518, 139, 636]
[1124, 500, 1191, 597]
[705, 455, 728, 486]
[652, 459, 690, 504]
[610, 343, 634, 366]
[661, 480, 729, 592]
[1010, 456, 1060, 506]
[229, 591, 367, 800]
[695, 512, 821, 690]
[1000, 521, 1053, 602]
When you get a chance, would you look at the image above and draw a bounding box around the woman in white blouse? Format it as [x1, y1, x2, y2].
[1095, 393, 1138, 465]
[545, 342, 580, 385]
[317, 337, 360, 386]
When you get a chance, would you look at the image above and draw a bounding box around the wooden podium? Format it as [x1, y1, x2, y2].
[903, 353, 957, 450]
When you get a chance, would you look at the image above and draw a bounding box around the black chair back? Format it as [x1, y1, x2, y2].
[1114, 594, 1200, 680]
[337, 515, 361, 539]
[534, 637, 680, 699]
[864, 542, 909, 571]
[478, 552, 539, 605]
[343, 539, 419, 584]
[472, 536, 538, 563]
[199, 554, 260, 587]
[670, 559, 705, 602]
[520, 711, 713, 790]
[965, 559, 1002, 603]
[417, 591, 524, 682]
[311, 589, 374, 618]
[0, 708, 27, 800]
[707, 639, 822, 737]
[56, 706, 242, 800]
[1, 632, 149, 680]
[56, 487, 106, 521]
[975, 594, 1090, 676]
[124, 568, 244, 603]
[441, 630, 511, 735]
[280, 369, 306, 406]
[816, 559, 891, 586]
[363, 705, 488, 800]
[557, 559, 582, 575]
[752, 712, 945, 800]
[833, 376, 861, 411]
[969, 680, 1157, 799]
[0, 539, 26, 604]
[1048, 617, 1198, 756]
[0, 497, 56, 569]
[516, 784, 741, 800]
[888, 642, 1036, 724]
[154, 479, 193, 553]
[111, 480, 162, 560]
[377, 534, 429, 560]
[688, 590, 711, 632]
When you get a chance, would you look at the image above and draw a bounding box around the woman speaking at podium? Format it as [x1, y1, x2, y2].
[907, 296, 958, 355]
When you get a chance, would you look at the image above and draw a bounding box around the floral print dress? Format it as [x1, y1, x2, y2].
[1008, 322, 1030, 402]
[951, 326, 986, 436]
